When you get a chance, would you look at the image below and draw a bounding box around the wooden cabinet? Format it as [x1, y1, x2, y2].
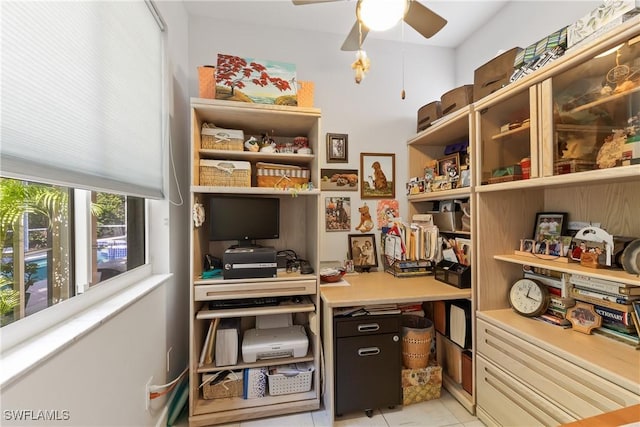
[473, 18, 640, 426]
[406, 106, 476, 413]
[188, 99, 322, 426]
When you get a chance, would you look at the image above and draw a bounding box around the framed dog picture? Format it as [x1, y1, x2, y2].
[325, 197, 350, 232]
[348, 233, 378, 271]
[360, 153, 395, 199]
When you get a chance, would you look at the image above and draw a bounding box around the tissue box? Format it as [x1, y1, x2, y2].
[401, 364, 442, 405]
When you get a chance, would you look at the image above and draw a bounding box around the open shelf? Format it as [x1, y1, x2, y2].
[196, 301, 316, 320]
[196, 349, 315, 374]
[491, 122, 531, 140]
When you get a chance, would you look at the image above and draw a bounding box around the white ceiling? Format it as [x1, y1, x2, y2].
[181, 0, 510, 48]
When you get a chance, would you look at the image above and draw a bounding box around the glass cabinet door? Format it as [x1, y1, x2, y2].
[476, 87, 538, 186]
[542, 32, 640, 176]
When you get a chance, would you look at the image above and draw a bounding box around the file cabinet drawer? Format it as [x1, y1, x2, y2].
[194, 279, 316, 301]
[335, 315, 401, 338]
[476, 355, 574, 426]
[477, 319, 640, 418]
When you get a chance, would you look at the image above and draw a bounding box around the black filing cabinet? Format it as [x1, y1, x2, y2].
[334, 314, 402, 417]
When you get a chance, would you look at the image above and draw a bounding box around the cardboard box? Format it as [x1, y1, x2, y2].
[401, 364, 442, 405]
[440, 85, 473, 116]
[567, 0, 639, 48]
[417, 101, 442, 132]
[474, 47, 522, 101]
[436, 333, 462, 384]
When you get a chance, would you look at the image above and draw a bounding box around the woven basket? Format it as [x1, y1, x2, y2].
[201, 123, 244, 151]
[200, 160, 251, 187]
[202, 372, 243, 400]
[402, 315, 434, 369]
[256, 162, 309, 189]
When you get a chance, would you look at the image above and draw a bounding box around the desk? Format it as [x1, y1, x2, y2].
[561, 404, 640, 427]
[320, 271, 472, 420]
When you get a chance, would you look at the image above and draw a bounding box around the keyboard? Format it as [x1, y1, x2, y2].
[209, 297, 279, 310]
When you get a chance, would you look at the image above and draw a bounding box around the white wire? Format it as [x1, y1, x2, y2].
[149, 367, 188, 391]
[167, 118, 184, 207]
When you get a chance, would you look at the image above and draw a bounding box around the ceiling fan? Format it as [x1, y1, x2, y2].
[292, 0, 447, 51]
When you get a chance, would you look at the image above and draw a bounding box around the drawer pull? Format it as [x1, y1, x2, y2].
[357, 323, 380, 332]
[358, 347, 380, 356]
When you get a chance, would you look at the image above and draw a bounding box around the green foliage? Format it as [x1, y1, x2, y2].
[0, 276, 19, 319]
[95, 193, 125, 225]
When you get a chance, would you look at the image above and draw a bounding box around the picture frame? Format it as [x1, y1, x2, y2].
[320, 168, 358, 191]
[438, 153, 460, 182]
[533, 212, 568, 242]
[325, 197, 351, 232]
[566, 302, 602, 334]
[348, 233, 378, 271]
[360, 153, 395, 199]
[326, 133, 348, 163]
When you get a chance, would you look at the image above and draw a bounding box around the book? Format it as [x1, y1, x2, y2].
[593, 326, 640, 349]
[570, 287, 634, 312]
[215, 318, 239, 366]
[525, 271, 570, 297]
[593, 305, 634, 327]
[534, 313, 571, 328]
[569, 274, 640, 296]
[243, 367, 267, 399]
[199, 319, 215, 367]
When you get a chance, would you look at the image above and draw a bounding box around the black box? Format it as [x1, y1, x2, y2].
[434, 261, 471, 289]
[223, 247, 277, 279]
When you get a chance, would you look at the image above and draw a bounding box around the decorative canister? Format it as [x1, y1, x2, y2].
[520, 157, 531, 179]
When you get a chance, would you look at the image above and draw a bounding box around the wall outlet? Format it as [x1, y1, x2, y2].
[145, 376, 153, 411]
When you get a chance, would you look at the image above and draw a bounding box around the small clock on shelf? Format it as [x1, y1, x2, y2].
[508, 278, 550, 317]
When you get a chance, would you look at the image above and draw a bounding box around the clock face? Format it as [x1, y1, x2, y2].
[509, 278, 549, 317]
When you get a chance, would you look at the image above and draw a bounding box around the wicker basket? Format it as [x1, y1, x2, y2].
[200, 160, 251, 187]
[202, 372, 243, 400]
[256, 162, 310, 189]
[201, 123, 244, 151]
[401, 315, 434, 369]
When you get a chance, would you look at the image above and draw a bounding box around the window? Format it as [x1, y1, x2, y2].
[0, 178, 145, 328]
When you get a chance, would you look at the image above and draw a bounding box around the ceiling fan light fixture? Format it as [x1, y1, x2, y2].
[357, 0, 408, 32]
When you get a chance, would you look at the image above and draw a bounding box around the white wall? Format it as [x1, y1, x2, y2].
[0, 2, 191, 426]
[188, 16, 455, 263]
[454, 1, 601, 85]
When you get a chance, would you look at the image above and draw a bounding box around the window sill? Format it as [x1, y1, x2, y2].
[0, 272, 172, 388]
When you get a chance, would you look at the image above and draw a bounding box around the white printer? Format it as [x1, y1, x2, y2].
[241, 314, 309, 363]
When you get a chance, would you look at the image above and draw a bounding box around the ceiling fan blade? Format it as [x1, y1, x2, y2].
[403, 1, 447, 39]
[341, 21, 369, 51]
[292, 0, 344, 5]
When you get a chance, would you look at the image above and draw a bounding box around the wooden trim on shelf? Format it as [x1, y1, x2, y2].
[196, 302, 316, 320]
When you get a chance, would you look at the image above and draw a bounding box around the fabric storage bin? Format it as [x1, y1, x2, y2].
[256, 162, 310, 189]
[401, 364, 442, 405]
[417, 101, 442, 132]
[202, 371, 243, 399]
[200, 160, 251, 187]
[440, 85, 474, 116]
[201, 123, 244, 151]
[474, 47, 522, 101]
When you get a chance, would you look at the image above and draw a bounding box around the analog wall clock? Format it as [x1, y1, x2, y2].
[508, 278, 550, 317]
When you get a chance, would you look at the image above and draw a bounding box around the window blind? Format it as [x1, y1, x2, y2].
[1, 1, 165, 199]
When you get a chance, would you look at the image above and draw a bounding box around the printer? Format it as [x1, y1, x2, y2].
[242, 325, 309, 363]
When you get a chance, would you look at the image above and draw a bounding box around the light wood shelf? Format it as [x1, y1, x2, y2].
[196, 349, 315, 374]
[490, 123, 530, 140]
[199, 149, 315, 165]
[564, 85, 640, 115]
[196, 302, 316, 320]
[407, 187, 471, 202]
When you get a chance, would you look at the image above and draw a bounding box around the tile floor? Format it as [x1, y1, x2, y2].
[174, 388, 484, 427]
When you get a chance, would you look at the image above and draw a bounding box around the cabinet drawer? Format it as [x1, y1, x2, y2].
[194, 280, 316, 301]
[477, 319, 640, 418]
[477, 355, 574, 426]
[335, 315, 401, 338]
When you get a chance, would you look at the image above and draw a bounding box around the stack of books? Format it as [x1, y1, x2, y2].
[525, 270, 574, 328]
[569, 274, 640, 347]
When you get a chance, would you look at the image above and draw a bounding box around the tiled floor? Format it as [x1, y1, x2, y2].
[174, 388, 484, 427]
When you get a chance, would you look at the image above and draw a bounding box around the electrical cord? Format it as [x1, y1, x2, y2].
[149, 367, 188, 400]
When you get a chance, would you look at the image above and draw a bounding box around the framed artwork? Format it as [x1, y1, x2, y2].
[326, 133, 348, 163]
[320, 168, 358, 191]
[567, 302, 602, 334]
[438, 153, 460, 181]
[348, 233, 378, 271]
[360, 153, 395, 199]
[325, 197, 350, 231]
[533, 212, 568, 241]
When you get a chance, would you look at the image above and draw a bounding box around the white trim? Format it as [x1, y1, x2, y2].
[0, 270, 172, 388]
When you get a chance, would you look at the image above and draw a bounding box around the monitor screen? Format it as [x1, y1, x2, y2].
[209, 195, 279, 245]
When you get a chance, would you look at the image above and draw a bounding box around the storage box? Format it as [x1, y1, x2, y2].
[474, 47, 522, 101]
[202, 371, 243, 400]
[401, 364, 442, 405]
[567, 0, 640, 48]
[434, 261, 471, 289]
[440, 85, 473, 116]
[461, 350, 473, 394]
[417, 101, 443, 132]
[256, 162, 310, 189]
[266, 365, 314, 396]
[201, 124, 244, 151]
[199, 160, 251, 187]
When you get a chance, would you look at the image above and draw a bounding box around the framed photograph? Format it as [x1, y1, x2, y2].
[533, 212, 568, 241]
[519, 239, 536, 253]
[360, 153, 395, 199]
[325, 197, 350, 232]
[320, 168, 358, 191]
[567, 302, 602, 334]
[326, 133, 348, 163]
[438, 153, 460, 181]
[348, 233, 378, 271]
